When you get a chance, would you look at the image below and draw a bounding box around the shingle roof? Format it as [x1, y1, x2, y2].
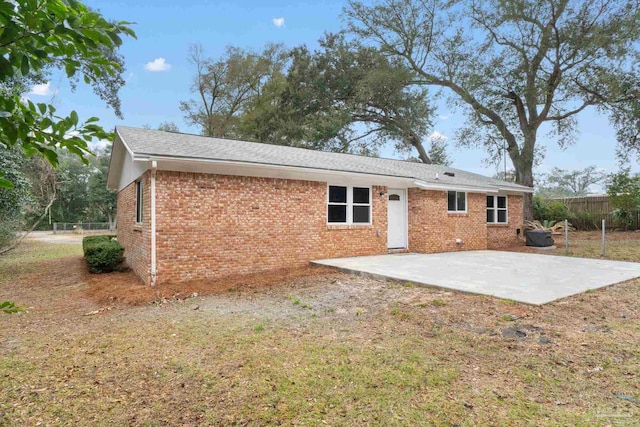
[116, 126, 531, 192]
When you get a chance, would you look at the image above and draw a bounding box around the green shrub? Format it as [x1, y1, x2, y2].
[569, 211, 597, 231]
[533, 196, 570, 222]
[82, 234, 115, 251]
[82, 235, 123, 273]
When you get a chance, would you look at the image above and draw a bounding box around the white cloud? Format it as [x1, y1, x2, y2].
[29, 82, 57, 97]
[438, 115, 450, 120]
[428, 131, 448, 142]
[272, 17, 285, 28]
[89, 138, 110, 152]
[145, 58, 171, 72]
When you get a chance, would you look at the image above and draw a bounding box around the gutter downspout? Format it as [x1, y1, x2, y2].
[150, 160, 157, 286]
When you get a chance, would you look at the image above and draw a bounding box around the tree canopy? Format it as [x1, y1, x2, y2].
[278, 34, 436, 159]
[345, 0, 640, 218]
[0, 0, 135, 188]
[182, 35, 443, 161]
[180, 43, 288, 139]
[537, 166, 605, 198]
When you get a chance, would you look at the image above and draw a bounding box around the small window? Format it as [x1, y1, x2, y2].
[487, 195, 508, 223]
[353, 187, 370, 204]
[447, 191, 466, 212]
[328, 185, 347, 223]
[329, 186, 347, 203]
[353, 205, 370, 223]
[389, 194, 400, 201]
[135, 180, 143, 224]
[328, 205, 347, 223]
[352, 187, 370, 224]
[327, 185, 371, 224]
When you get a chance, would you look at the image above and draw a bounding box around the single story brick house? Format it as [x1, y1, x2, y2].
[107, 126, 532, 285]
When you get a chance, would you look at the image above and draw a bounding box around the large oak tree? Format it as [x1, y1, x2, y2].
[277, 34, 437, 160]
[346, 0, 640, 219]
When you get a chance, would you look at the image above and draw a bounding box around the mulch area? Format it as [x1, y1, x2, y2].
[84, 265, 337, 306]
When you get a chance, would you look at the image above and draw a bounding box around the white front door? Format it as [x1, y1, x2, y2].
[387, 189, 407, 249]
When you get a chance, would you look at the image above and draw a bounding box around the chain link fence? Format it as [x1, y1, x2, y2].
[53, 222, 115, 234]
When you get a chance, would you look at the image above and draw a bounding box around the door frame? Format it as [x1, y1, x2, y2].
[387, 188, 408, 249]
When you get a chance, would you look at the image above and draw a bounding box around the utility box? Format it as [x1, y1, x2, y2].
[526, 230, 554, 247]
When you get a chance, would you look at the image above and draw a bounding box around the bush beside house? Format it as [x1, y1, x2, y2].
[82, 235, 124, 273]
[533, 196, 599, 230]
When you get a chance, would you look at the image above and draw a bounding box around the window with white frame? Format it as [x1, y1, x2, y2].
[135, 180, 143, 224]
[487, 195, 508, 223]
[447, 191, 466, 212]
[327, 185, 371, 224]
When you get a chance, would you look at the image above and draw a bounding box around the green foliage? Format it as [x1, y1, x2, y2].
[607, 169, 640, 212]
[0, 147, 30, 246]
[86, 146, 116, 225]
[82, 234, 115, 251]
[82, 235, 123, 273]
[0, 301, 23, 314]
[180, 43, 288, 139]
[0, 0, 136, 188]
[183, 35, 437, 162]
[537, 166, 605, 198]
[532, 195, 570, 222]
[569, 211, 597, 231]
[426, 134, 451, 165]
[606, 169, 640, 230]
[50, 153, 91, 223]
[157, 121, 180, 133]
[534, 194, 606, 231]
[345, 0, 640, 216]
[279, 34, 434, 159]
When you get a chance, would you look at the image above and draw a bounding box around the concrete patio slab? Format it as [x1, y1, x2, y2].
[312, 251, 640, 305]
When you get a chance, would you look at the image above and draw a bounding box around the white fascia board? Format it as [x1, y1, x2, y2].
[497, 187, 534, 194]
[108, 129, 145, 192]
[106, 137, 125, 191]
[412, 179, 499, 194]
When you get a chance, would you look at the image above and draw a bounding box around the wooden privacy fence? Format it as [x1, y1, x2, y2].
[553, 195, 610, 215]
[549, 195, 640, 230]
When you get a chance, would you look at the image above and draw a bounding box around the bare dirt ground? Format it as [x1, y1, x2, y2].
[508, 230, 640, 262]
[1, 235, 639, 426]
[24, 230, 100, 244]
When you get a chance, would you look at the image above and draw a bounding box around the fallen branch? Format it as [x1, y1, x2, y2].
[0, 195, 56, 255]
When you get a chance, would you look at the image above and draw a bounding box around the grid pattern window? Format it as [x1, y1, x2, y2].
[447, 191, 466, 212]
[135, 180, 143, 224]
[487, 195, 508, 223]
[327, 185, 371, 224]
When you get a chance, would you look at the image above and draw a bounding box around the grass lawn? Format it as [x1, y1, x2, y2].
[1, 235, 639, 426]
[513, 230, 640, 262]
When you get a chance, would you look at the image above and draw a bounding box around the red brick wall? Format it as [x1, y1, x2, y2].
[407, 189, 488, 253]
[487, 195, 524, 249]
[116, 172, 150, 284]
[115, 169, 526, 285]
[154, 172, 388, 283]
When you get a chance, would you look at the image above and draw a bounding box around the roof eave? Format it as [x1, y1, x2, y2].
[413, 180, 499, 193]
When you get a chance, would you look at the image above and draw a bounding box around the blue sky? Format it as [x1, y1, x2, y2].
[27, 0, 634, 189]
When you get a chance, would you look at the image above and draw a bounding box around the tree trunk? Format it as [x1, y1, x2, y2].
[512, 156, 535, 221]
[509, 134, 536, 222]
[107, 212, 116, 231]
[408, 132, 432, 164]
